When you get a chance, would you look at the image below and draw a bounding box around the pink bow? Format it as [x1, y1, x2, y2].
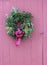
[14, 28, 24, 46]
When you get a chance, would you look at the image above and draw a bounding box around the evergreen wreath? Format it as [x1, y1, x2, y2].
[6, 7, 33, 46]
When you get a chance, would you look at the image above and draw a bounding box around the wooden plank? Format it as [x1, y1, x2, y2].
[1, 1, 10, 65]
[30, 0, 42, 65]
[43, 0, 47, 65]
[0, 2, 3, 65]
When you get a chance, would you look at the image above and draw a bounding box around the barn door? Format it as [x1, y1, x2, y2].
[0, 0, 43, 65]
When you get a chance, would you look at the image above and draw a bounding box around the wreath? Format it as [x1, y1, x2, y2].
[6, 8, 33, 46]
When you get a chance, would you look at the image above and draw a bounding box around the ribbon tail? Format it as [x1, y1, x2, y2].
[16, 38, 21, 46]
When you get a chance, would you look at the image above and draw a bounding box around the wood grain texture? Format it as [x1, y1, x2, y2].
[0, 0, 44, 65]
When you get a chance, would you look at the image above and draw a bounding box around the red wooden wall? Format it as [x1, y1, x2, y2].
[0, 0, 47, 65]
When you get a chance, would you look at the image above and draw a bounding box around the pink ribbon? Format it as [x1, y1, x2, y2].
[14, 28, 24, 46]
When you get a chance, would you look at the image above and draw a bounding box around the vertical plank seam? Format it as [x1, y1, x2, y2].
[42, 0, 44, 65]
